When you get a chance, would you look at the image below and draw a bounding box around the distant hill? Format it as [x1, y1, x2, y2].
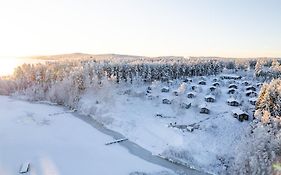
[30, 53, 148, 61]
[29, 53, 280, 62]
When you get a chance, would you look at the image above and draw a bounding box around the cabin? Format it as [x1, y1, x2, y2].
[249, 97, 257, 105]
[257, 83, 263, 87]
[246, 86, 256, 91]
[162, 99, 172, 104]
[245, 90, 257, 97]
[180, 102, 191, 109]
[228, 88, 236, 94]
[209, 86, 216, 91]
[183, 78, 192, 83]
[205, 95, 215, 103]
[213, 82, 220, 87]
[198, 80, 206, 85]
[220, 74, 242, 80]
[212, 78, 218, 82]
[161, 87, 170, 93]
[187, 92, 196, 98]
[199, 104, 210, 114]
[227, 98, 240, 106]
[173, 91, 179, 96]
[191, 85, 198, 90]
[232, 109, 249, 121]
[168, 80, 174, 84]
[242, 81, 250, 86]
[228, 84, 238, 89]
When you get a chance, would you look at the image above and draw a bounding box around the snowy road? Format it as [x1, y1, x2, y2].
[0, 96, 170, 175]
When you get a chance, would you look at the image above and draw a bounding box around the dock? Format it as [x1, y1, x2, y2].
[105, 138, 128, 145]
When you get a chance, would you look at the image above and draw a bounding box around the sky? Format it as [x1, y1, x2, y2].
[0, 0, 280, 58]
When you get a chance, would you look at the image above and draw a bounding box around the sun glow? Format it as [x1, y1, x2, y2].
[0, 58, 22, 76]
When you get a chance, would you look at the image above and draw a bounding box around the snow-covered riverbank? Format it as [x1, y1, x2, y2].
[0, 96, 171, 175]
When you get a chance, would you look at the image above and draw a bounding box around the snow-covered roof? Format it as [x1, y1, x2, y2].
[246, 85, 255, 89]
[187, 91, 196, 95]
[199, 103, 208, 109]
[232, 108, 245, 115]
[209, 86, 216, 89]
[220, 74, 241, 79]
[245, 90, 256, 94]
[227, 97, 239, 103]
[228, 88, 236, 91]
[228, 84, 238, 88]
[249, 97, 257, 102]
[205, 94, 215, 99]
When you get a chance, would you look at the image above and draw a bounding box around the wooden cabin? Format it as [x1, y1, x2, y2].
[212, 78, 218, 82]
[162, 99, 172, 104]
[220, 74, 242, 80]
[228, 88, 236, 94]
[249, 97, 257, 105]
[180, 102, 191, 109]
[161, 87, 170, 93]
[199, 104, 210, 114]
[232, 109, 249, 121]
[212, 82, 220, 87]
[173, 90, 179, 96]
[198, 80, 206, 85]
[227, 98, 240, 106]
[242, 81, 250, 86]
[246, 86, 256, 91]
[183, 78, 192, 83]
[245, 90, 257, 97]
[209, 86, 216, 91]
[191, 85, 197, 90]
[205, 95, 215, 103]
[257, 83, 263, 87]
[187, 92, 196, 98]
[228, 84, 238, 89]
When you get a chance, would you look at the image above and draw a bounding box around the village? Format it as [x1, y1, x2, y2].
[145, 73, 261, 133]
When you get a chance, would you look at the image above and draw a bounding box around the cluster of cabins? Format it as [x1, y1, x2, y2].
[154, 74, 262, 122]
[225, 79, 259, 122]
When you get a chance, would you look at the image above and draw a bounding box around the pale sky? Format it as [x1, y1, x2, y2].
[0, 0, 280, 57]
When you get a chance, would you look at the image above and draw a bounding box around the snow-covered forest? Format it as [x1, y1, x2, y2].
[0, 55, 280, 174]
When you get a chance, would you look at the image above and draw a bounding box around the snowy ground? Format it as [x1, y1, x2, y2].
[0, 96, 171, 175]
[78, 73, 261, 174]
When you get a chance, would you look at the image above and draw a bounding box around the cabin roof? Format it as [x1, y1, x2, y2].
[245, 90, 256, 94]
[229, 84, 238, 87]
[246, 85, 255, 88]
[220, 74, 241, 79]
[227, 97, 239, 103]
[205, 94, 215, 99]
[228, 88, 236, 91]
[232, 109, 248, 116]
[187, 91, 196, 95]
[249, 97, 257, 102]
[199, 103, 209, 109]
